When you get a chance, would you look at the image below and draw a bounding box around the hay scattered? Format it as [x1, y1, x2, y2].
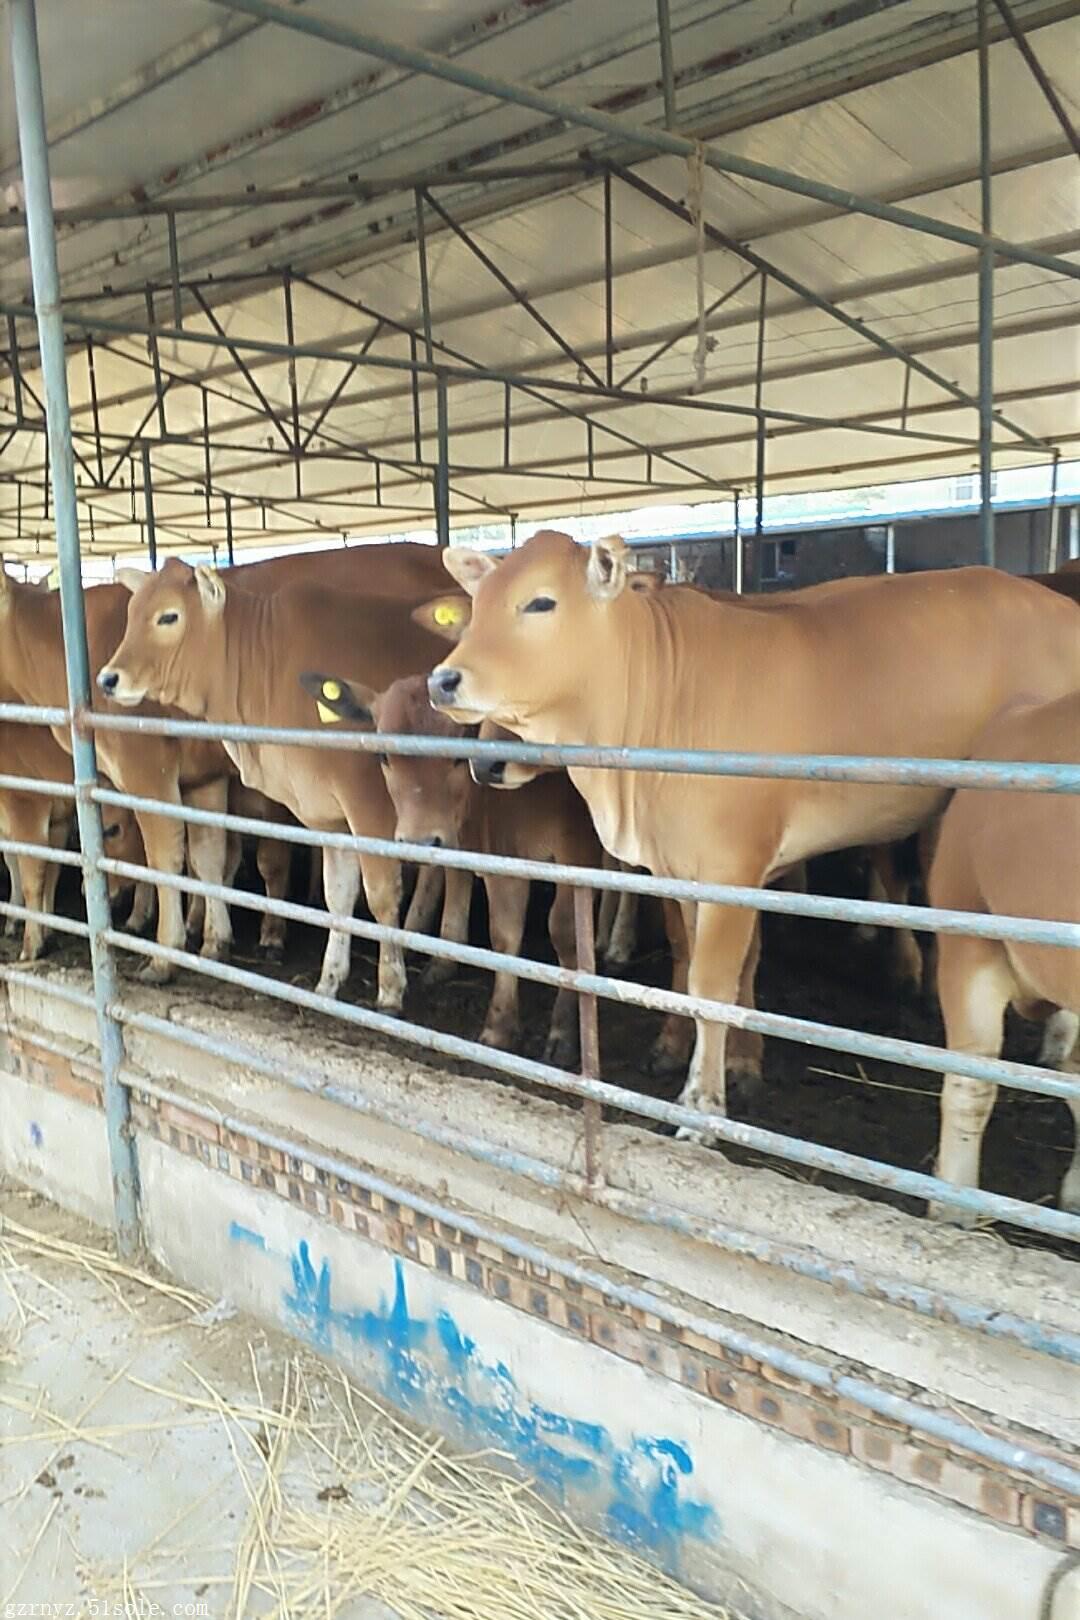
[0, 1212, 208, 1317]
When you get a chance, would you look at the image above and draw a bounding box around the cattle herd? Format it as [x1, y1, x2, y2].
[1, 535, 1077, 1225]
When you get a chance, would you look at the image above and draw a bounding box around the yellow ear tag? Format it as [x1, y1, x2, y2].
[433, 601, 461, 627]
[316, 702, 340, 725]
[322, 679, 342, 700]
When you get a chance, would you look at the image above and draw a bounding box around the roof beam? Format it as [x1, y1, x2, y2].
[206, 0, 1080, 282]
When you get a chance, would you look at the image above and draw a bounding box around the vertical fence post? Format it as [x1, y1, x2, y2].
[1069, 505, 1080, 561]
[9, 0, 139, 1255]
[141, 440, 157, 570]
[977, 0, 996, 566]
[885, 523, 896, 574]
[733, 487, 744, 595]
[573, 886, 603, 1187]
[1046, 450, 1061, 571]
[435, 371, 450, 548]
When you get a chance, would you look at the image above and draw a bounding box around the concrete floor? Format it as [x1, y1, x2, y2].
[0, 1179, 734, 1620]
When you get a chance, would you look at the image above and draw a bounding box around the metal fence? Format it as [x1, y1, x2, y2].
[5, 0, 1080, 1507]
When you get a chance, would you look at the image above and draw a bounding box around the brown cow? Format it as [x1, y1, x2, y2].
[0, 723, 75, 960]
[99, 560, 464, 1007]
[427, 530, 1080, 1137]
[302, 670, 601, 1063]
[929, 691, 1080, 1218]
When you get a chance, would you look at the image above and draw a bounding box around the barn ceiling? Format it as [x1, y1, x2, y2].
[0, 0, 1077, 563]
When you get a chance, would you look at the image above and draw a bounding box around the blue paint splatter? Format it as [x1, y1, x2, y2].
[229, 1221, 266, 1251]
[28, 1122, 43, 1148]
[273, 1241, 715, 1564]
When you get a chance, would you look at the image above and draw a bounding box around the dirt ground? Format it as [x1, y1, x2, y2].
[0, 1180, 741, 1620]
[7, 849, 1075, 1256]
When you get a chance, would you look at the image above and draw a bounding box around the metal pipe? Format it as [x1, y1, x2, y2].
[102, 1003, 1080, 1367]
[435, 372, 450, 547]
[753, 272, 767, 585]
[0, 900, 89, 939]
[414, 189, 434, 365]
[733, 490, 743, 594]
[614, 165, 1048, 453]
[166, 211, 183, 332]
[1069, 506, 1080, 560]
[83, 713, 1080, 794]
[94, 854, 1080, 1118]
[100, 1051, 1080, 1496]
[885, 522, 896, 573]
[224, 490, 235, 566]
[0, 295, 1008, 453]
[140, 441, 157, 570]
[143, 286, 167, 441]
[978, 0, 996, 567]
[1047, 450, 1061, 570]
[6, 314, 24, 421]
[100, 927, 1080, 1241]
[990, 0, 1080, 158]
[85, 335, 104, 485]
[573, 883, 603, 1185]
[603, 172, 614, 388]
[205, 0, 1080, 283]
[282, 271, 302, 499]
[8, 0, 139, 1255]
[0, 835, 82, 868]
[656, 0, 676, 128]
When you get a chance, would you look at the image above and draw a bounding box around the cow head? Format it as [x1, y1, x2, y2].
[427, 530, 630, 729]
[300, 670, 474, 849]
[470, 719, 553, 790]
[97, 557, 226, 710]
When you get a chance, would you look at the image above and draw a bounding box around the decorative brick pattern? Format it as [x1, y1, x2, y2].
[6, 1030, 1078, 1553]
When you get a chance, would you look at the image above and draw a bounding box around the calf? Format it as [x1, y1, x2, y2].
[302, 670, 600, 1064]
[429, 530, 1080, 1135]
[929, 691, 1080, 1218]
[99, 561, 464, 1008]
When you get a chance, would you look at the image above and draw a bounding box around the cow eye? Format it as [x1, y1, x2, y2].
[522, 595, 556, 614]
[157, 611, 179, 626]
[103, 823, 120, 839]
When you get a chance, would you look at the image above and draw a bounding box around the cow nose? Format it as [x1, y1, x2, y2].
[416, 834, 443, 848]
[427, 667, 461, 708]
[98, 669, 119, 695]
[473, 760, 505, 787]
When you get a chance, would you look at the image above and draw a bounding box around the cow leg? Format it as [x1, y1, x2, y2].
[544, 883, 581, 1068]
[126, 881, 155, 935]
[40, 809, 72, 942]
[1061, 1088, 1080, 1214]
[131, 797, 187, 981]
[357, 852, 406, 1012]
[316, 846, 362, 1000]
[307, 846, 324, 909]
[930, 937, 1012, 1224]
[1037, 1007, 1079, 1068]
[184, 779, 233, 961]
[650, 899, 695, 1074]
[421, 866, 472, 988]
[187, 827, 238, 945]
[255, 837, 291, 963]
[596, 880, 618, 961]
[866, 844, 922, 995]
[3, 852, 23, 936]
[728, 914, 764, 1092]
[403, 862, 443, 936]
[675, 898, 761, 1140]
[12, 804, 53, 962]
[479, 875, 530, 1051]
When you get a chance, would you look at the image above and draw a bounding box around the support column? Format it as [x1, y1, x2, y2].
[435, 372, 450, 548]
[9, 0, 140, 1255]
[977, 0, 996, 566]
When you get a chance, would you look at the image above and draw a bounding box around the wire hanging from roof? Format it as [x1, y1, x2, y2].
[687, 142, 708, 390]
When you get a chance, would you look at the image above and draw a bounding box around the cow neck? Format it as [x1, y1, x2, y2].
[4, 583, 67, 706]
[212, 587, 266, 726]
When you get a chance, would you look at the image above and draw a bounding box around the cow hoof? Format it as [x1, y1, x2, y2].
[926, 1198, 978, 1228]
[543, 1031, 579, 1069]
[255, 942, 285, 966]
[419, 957, 454, 990]
[1058, 1177, 1080, 1215]
[478, 1027, 512, 1053]
[674, 1123, 720, 1148]
[18, 941, 46, 964]
[726, 1063, 764, 1104]
[138, 959, 175, 986]
[315, 977, 343, 1002]
[200, 941, 231, 964]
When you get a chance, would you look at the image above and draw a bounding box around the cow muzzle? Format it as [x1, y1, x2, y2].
[427, 666, 462, 709]
[96, 666, 143, 706]
[470, 758, 506, 788]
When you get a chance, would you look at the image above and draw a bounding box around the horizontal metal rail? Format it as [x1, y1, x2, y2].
[89, 921, 1080, 1242]
[83, 711, 1080, 793]
[0, 772, 75, 800]
[92, 788, 1080, 953]
[98, 855, 1080, 1111]
[0, 900, 88, 939]
[0, 703, 71, 727]
[0, 835, 82, 869]
[99, 1001, 1080, 1367]
[84, 1033, 1080, 1501]
[3, 978, 1075, 1368]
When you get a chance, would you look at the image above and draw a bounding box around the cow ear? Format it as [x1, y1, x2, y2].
[194, 565, 226, 614]
[412, 593, 472, 643]
[298, 671, 377, 728]
[442, 546, 496, 597]
[115, 567, 147, 596]
[586, 534, 628, 601]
